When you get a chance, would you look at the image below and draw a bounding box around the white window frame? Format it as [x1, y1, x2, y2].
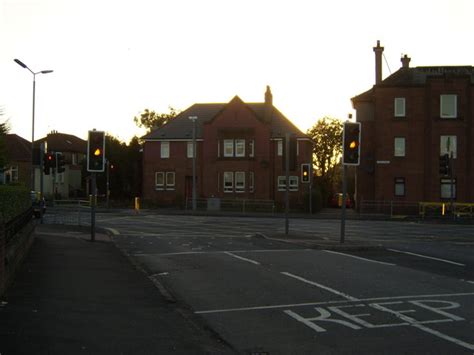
[440, 135, 457, 158]
[223, 171, 233, 193]
[289, 176, 298, 191]
[394, 177, 405, 197]
[277, 140, 283, 156]
[161, 141, 170, 158]
[249, 140, 255, 158]
[277, 176, 298, 191]
[441, 178, 456, 199]
[235, 171, 245, 193]
[223, 140, 234, 157]
[440, 94, 457, 118]
[235, 139, 245, 157]
[166, 172, 175, 190]
[249, 172, 254, 193]
[394, 137, 406, 157]
[277, 176, 286, 191]
[394, 97, 406, 117]
[155, 172, 165, 190]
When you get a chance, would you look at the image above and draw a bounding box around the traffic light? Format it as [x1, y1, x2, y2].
[439, 153, 450, 176]
[343, 122, 361, 165]
[43, 152, 55, 175]
[301, 163, 311, 183]
[56, 152, 66, 173]
[87, 130, 105, 172]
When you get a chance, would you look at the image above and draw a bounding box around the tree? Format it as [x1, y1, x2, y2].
[133, 107, 179, 133]
[306, 117, 343, 204]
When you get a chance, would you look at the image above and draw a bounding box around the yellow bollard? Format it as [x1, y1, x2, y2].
[134, 197, 140, 214]
[442, 203, 445, 216]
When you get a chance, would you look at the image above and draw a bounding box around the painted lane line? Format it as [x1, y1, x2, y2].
[195, 292, 474, 315]
[134, 249, 311, 257]
[104, 227, 120, 235]
[224, 252, 260, 265]
[281, 272, 359, 301]
[388, 249, 465, 266]
[323, 250, 395, 266]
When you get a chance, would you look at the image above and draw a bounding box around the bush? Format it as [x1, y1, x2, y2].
[0, 185, 31, 223]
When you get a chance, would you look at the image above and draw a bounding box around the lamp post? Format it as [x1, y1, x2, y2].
[14, 59, 53, 192]
[189, 116, 198, 212]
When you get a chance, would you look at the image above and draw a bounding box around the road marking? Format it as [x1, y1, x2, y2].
[280, 272, 360, 301]
[104, 227, 120, 235]
[323, 250, 396, 266]
[195, 292, 474, 314]
[133, 249, 310, 257]
[224, 252, 260, 265]
[387, 249, 465, 266]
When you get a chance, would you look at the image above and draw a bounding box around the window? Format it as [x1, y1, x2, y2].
[187, 141, 196, 158]
[394, 137, 406, 157]
[235, 139, 245, 157]
[249, 140, 255, 158]
[223, 172, 233, 192]
[166, 172, 175, 189]
[440, 95, 457, 118]
[155, 172, 165, 190]
[277, 140, 283, 156]
[441, 178, 456, 199]
[223, 140, 234, 157]
[394, 177, 405, 197]
[277, 176, 298, 191]
[235, 172, 245, 192]
[249, 172, 254, 193]
[161, 141, 170, 158]
[394, 98, 406, 117]
[440, 135, 457, 158]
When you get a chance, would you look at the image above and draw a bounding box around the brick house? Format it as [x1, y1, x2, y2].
[1, 134, 31, 187]
[351, 41, 474, 206]
[142, 87, 313, 209]
[34, 131, 87, 198]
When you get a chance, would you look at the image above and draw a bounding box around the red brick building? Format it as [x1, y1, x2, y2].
[352, 41, 474, 206]
[142, 87, 312, 209]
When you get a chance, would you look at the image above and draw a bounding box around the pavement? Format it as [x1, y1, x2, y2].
[0, 224, 234, 355]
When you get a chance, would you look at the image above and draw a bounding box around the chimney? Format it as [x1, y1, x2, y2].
[373, 40, 384, 85]
[401, 54, 411, 69]
[264, 85, 273, 123]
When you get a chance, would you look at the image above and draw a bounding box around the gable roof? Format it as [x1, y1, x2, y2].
[35, 132, 87, 153]
[5, 134, 31, 162]
[142, 99, 306, 140]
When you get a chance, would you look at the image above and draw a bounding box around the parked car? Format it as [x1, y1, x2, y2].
[331, 193, 352, 208]
[31, 191, 46, 218]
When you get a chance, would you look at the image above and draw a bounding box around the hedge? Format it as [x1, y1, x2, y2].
[0, 185, 31, 223]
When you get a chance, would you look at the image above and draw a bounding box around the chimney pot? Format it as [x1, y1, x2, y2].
[373, 40, 384, 85]
[401, 54, 411, 68]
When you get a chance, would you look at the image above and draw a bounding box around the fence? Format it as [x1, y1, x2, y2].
[185, 198, 276, 214]
[419, 202, 474, 219]
[44, 200, 91, 226]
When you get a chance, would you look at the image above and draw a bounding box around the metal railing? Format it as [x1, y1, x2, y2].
[185, 198, 276, 214]
[359, 200, 419, 219]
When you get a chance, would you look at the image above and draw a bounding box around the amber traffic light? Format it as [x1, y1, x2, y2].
[343, 122, 361, 165]
[87, 130, 105, 172]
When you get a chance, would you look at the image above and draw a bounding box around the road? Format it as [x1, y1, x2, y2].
[95, 213, 474, 354]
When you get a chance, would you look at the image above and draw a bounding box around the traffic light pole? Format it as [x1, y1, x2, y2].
[340, 164, 347, 244]
[285, 133, 290, 235]
[91, 173, 96, 242]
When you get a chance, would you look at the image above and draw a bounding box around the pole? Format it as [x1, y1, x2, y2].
[450, 152, 455, 219]
[309, 164, 313, 215]
[91, 173, 96, 242]
[285, 133, 290, 235]
[189, 116, 198, 212]
[39, 142, 45, 224]
[340, 164, 347, 243]
[106, 160, 110, 209]
[31, 75, 36, 192]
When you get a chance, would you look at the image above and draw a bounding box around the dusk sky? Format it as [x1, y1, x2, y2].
[1, 0, 473, 143]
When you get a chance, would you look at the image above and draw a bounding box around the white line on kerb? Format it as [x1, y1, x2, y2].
[224, 252, 260, 265]
[104, 227, 120, 235]
[323, 250, 395, 266]
[281, 272, 359, 301]
[388, 249, 465, 266]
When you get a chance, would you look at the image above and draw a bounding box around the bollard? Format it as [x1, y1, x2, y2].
[134, 197, 140, 214]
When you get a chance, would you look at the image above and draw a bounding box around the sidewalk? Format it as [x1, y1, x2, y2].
[0, 225, 233, 355]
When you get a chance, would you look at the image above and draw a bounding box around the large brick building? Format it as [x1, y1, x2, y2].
[352, 41, 474, 206]
[142, 87, 312, 209]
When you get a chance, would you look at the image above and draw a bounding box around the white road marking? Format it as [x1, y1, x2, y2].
[133, 249, 311, 257]
[281, 272, 360, 301]
[224, 252, 260, 265]
[195, 292, 474, 314]
[387, 249, 465, 266]
[104, 227, 120, 235]
[323, 250, 396, 266]
[467, 281, 474, 284]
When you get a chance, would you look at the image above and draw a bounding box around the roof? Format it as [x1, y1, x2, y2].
[5, 134, 31, 162]
[352, 66, 474, 104]
[142, 99, 306, 140]
[35, 132, 87, 153]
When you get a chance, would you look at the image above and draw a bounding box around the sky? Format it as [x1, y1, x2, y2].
[1, 0, 473, 143]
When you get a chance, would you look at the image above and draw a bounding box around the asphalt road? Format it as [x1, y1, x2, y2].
[96, 213, 474, 354]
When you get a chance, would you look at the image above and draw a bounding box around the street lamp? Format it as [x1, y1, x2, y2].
[14, 58, 53, 192]
[189, 116, 198, 212]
